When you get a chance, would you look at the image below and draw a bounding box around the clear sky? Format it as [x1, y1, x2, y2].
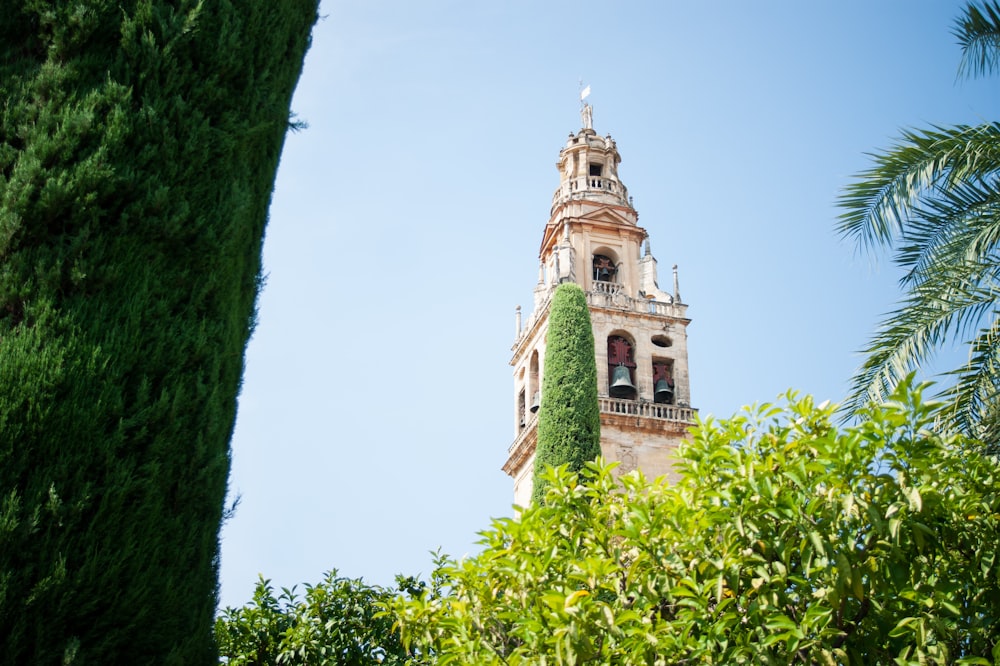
[218, 1, 998, 609]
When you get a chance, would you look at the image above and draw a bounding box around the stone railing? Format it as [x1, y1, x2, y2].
[585, 289, 681, 317]
[591, 280, 622, 297]
[599, 397, 696, 423]
[508, 410, 539, 455]
[551, 176, 629, 210]
[508, 399, 693, 457]
[513, 291, 553, 351]
[514, 286, 686, 353]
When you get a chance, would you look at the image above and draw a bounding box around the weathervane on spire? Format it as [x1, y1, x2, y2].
[579, 81, 593, 130]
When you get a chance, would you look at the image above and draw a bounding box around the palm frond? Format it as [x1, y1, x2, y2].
[941, 313, 1000, 449]
[841, 2, 1000, 445]
[844, 265, 999, 416]
[955, 0, 1000, 79]
[895, 174, 1000, 285]
[837, 123, 1000, 253]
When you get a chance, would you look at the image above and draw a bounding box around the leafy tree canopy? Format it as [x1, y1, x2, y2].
[216, 571, 419, 666]
[393, 380, 1000, 664]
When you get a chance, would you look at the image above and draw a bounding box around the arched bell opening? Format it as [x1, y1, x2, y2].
[652, 360, 675, 405]
[607, 334, 637, 400]
[592, 253, 618, 284]
[529, 350, 540, 413]
[518, 388, 527, 430]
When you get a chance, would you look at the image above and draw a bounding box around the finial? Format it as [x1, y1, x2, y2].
[672, 264, 681, 303]
[579, 82, 593, 130]
[644, 238, 651, 257]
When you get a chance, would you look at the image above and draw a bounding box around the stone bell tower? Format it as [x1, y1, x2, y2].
[504, 104, 696, 506]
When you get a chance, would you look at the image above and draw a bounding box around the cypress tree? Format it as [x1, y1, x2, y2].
[0, 2, 317, 663]
[532, 283, 601, 504]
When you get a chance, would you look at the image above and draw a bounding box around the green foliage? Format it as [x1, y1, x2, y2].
[837, 1, 1000, 449]
[955, 0, 1000, 78]
[216, 572, 415, 666]
[393, 381, 1000, 664]
[532, 283, 601, 504]
[0, 1, 317, 663]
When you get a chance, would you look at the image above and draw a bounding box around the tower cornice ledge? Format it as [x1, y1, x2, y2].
[503, 422, 537, 475]
[539, 208, 641, 258]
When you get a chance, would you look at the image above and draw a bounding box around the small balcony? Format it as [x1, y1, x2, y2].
[551, 176, 630, 213]
[508, 397, 695, 458]
[591, 280, 623, 297]
[513, 285, 688, 356]
[598, 397, 696, 422]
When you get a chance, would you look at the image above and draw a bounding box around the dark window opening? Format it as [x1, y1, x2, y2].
[593, 254, 617, 282]
[589, 163, 603, 177]
[529, 351, 540, 413]
[518, 389, 526, 429]
[652, 335, 673, 348]
[652, 361, 674, 404]
[608, 335, 637, 399]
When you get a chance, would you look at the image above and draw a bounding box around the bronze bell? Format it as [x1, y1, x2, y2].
[654, 378, 674, 404]
[609, 365, 636, 398]
[529, 391, 540, 413]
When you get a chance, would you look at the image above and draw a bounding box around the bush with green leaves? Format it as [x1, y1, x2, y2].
[394, 381, 1000, 664]
[216, 572, 418, 666]
[532, 282, 601, 504]
[0, 2, 316, 663]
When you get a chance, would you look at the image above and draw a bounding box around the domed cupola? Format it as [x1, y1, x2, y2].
[551, 103, 631, 215]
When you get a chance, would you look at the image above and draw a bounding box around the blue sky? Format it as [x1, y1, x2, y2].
[218, 1, 998, 608]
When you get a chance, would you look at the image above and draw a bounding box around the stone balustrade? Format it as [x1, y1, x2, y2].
[585, 289, 682, 317]
[508, 398, 695, 455]
[598, 397, 696, 422]
[514, 286, 686, 352]
[591, 280, 622, 296]
[508, 410, 538, 455]
[551, 176, 628, 210]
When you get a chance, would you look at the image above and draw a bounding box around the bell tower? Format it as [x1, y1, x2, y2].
[504, 104, 696, 506]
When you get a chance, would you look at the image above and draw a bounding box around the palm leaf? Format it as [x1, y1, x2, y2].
[955, 0, 1000, 79]
[837, 123, 1000, 252]
[941, 313, 1000, 451]
[844, 263, 999, 416]
[838, 1, 1000, 446]
[896, 174, 1000, 285]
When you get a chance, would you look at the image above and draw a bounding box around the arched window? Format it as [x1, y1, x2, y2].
[652, 361, 674, 404]
[608, 335, 637, 399]
[529, 351, 540, 413]
[518, 389, 526, 430]
[592, 254, 617, 283]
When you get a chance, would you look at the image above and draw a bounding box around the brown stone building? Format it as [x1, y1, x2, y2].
[505, 105, 696, 506]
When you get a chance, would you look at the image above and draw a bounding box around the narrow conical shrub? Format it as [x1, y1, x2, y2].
[0, 2, 317, 663]
[532, 283, 601, 504]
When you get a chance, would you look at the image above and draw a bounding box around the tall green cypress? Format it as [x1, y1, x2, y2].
[0, 2, 317, 663]
[532, 283, 601, 504]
